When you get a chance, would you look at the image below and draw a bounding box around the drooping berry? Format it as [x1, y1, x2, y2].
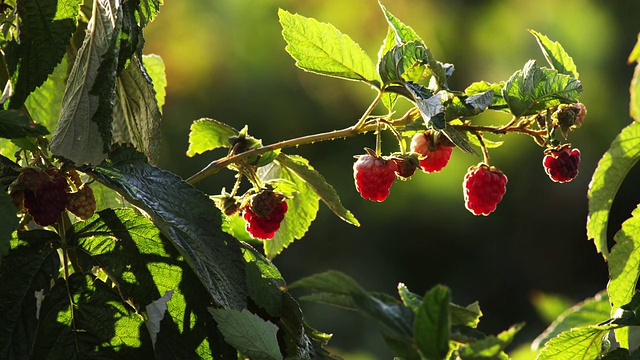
[353, 153, 398, 202]
[463, 163, 508, 216]
[391, 154, 420, 179]
[243, 200, 288, 240]
[543, 145, 581, 183]
[410, 132, 454, 173]
[66, 184, 97, 220]
[555, 103, 587, 137]
[23, 170, 68, 226]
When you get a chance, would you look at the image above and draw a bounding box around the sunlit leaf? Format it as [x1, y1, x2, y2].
[379, 42, 432, 84]
[25, 56, 68, 132]
[457, 323, 522, 359]
[279, 9, 380, 86]
[415, 285, 450, 360]
[609, 205, 640, 319]
[630, 35, 640, 122]
[529, 30, 579, 79]
[378, 1, 423, 45]
[187, 118, 238, 157]
[465, 81, 507, 110]
[588, 122, 640, 259]
[142, 54, 167, 112]
[536, 325, 615, 360]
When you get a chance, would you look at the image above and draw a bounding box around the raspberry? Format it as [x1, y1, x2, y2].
[543, 145, 580, 183]
[463, 163, 508, 216]
[353, 153, 398, 202]
[243, 200, 288, 240]
[410, 132, 454, 173]
[555, 103, 587, 136]
[23, 170, 68, 226]
[66, 184, 97, 220]
[391, 154, 420, 179]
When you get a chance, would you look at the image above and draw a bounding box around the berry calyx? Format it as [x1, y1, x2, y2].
[391, 154, 420, 179]
[66, 184, 97, 220]
[543, 145, 581, 183]
[410, 131, 454, 173]
[353, 152, 398, 202]
[243, 199, 288, 240]
[22, 169, 68, 226]
[463, 163, 508, 216]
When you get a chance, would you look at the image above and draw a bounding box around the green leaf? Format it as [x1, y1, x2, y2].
[5, 0, 81, 109]
[532, 292, 610, 350]
[289, 270, 365, 294]
[588, 122, 640, 259]
[276, 154, 359, 226]
[502, 60, 582, 117]
[463, 131, 504, 149]
[379, 42, 432, 84]
[630, 36, 640, 122]
[0, 230, 61, 359]
[378, 1, 423, 45]
[353, 292, 414, 337]
[382, 334, 421, 360]
[187, 118, 238, 157]
[142, 54, 167, 113]
[89, 146, 248, 310]
[242, 243, 287, 318]
[0, 110, 49, 139]
[25, 56, 68, 133]
[145, 290, 173, 348]
[415, 285, 450, 360]
[398, 283, 422, 313]
[0, 192, 17, 257]
[531, 291, 575, 324]
[258, 155, 320, 259]
[50, 0, 121, 165]
[457, 323, 523, 359]
[629, 34, 640, 64]
[529, 29, 579, 79]
[112, 55, 163, 163]
[465, 81, 507, 110]
[278, 9, 380, 86]
[450, 302, 483, 328]
[209, 308, 283, 360]
[536, 325, 615, 360]
[609, 205, 640, 316]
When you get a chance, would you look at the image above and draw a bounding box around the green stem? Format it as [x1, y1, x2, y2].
[380, 119, 406, 155]
[474, 132, 490, 165]
[352, 90, 384, 131]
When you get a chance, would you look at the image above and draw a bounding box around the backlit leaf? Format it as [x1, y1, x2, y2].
[25, 56, 68, 133]
[142, 54, 167, 112]
[536, 325, 615, 360]
[609, 205, 640, 318]
[187, 118, 238, 157]
[529, 30, 579, 79]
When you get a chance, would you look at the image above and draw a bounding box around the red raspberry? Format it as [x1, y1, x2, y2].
[410, 132, 454, 173]
[243, 200, 288, 240]
[353, 153, 397, 202]
[23, 170, 68, 226]
[66, 184, 97, 220]
[463, 163, 508, 216]
[543, 145, 580, 183]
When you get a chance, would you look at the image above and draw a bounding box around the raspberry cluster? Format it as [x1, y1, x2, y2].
[353, 154, 398, 202]
[243, 190, 288, 240]
[463, 164, 508, 216]
[410, 132, 454, 173]
[20, 169, 69, 226]
[543, 145, 581, 183]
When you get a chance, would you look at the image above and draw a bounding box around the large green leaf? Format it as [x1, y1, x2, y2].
[465, 81, 507, 109]
[532, 292, 610, 350]
[257, 155, 320, 259]
[536, 325, 616, 360]
[278, 9, 380, 86]
[502, 60, 582, 117]
[5, 0, 81, 109]
[588, 122, 640, 258]
[0, 109, 49, 139]
[379, 42, 433, 85]
[529, 30, 579, 80]
[112, 55, 163, 164]
[242, 243, 287, 318]
[630, 35, 640, 122]
[50, 0, 121, 165]
[415, 285, 450, 360]
[89, 146, 248, 310]
[25, 56, 68, 133]
[0, 192, 17, 257]
[609, 206, 640, 327]
[187, 118, 238, 157]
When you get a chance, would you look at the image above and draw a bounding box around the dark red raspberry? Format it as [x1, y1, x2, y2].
[243, 200, 288, 240]
[66, 184, 97, 220]
[463, 163, 508, 216]
[410, 132, 454, 173]
[23, 170, 68, 226]
[543, 145, 580, 183]
[353, 153, 398, 202]
[391, 154, 420, 179]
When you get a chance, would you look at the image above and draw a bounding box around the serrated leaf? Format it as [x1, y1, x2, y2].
[451, 302, 483, 328]
[51, 0, 121, 165]
[630, 36, 640, 121]
[112, 55, 163, 163]
[242, 243, 287, 318]
[378, 1, 423, 45]
[289, 270, 365, 295]
[209, 308, 283, 360]
[142, 54, 166, 112]
[398, 283, 422, 313]
[5, 0, 81, 109]
[529, 30, 579, 79]
[379, 42, 432, 84]
[278, 9, 380, 86]
[465, 81, 507, 110]
[457, 323, 522, 359]
[502, 60, 582, 117]
[0, 192, 17, 257]
[415, 285, 450, 360]
[25, 56, 68, 133]
[588, 122, 640, 259]
[145, 290, 173, 348]
[258, 156, 320, 259]
[609, 206, 640, 318]
[532, 292, 610, 350]
[276, 154, 359, 226]
[187, 118, 238, 156]
[0, 109, 49, 139]
[89, 146, 248, 310]
[536, 325, 615, 360]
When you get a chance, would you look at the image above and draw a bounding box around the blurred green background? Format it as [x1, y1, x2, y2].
[144, 1, 640, 358]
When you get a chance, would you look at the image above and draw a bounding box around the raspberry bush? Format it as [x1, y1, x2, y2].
[0, 1, 638, 359]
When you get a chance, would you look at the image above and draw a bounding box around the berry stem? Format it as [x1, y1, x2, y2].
[375, 120, 382, 157]
[353, 90, 384, 131]
[380, 119, 406, 155]
[474, 132, 491, 165]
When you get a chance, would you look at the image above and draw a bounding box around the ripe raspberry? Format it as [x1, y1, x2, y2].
[410, 132, 454, 173]
[243, 200, 288, 240]
[353, 153, 398, 202]
[543, 145, 580, 183]
[463, 164, 508, 216]
[66, 184, 97, 220]
[23, 170, 68, 226]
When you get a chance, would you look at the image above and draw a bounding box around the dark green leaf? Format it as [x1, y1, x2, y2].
[382, 333, 421, 360]
[0, 110, 49, 139]
[601, 348, 632, 360]
[502, 60, 582, 117]
[289, 270, 365, 294]
[450, 302, 483, 328]
[379, 42, 432, 84]
[6, 0, 81, 109]
[465, 81, 507, 110]
[536, 325, 615, 360]
[415, 285, 450, 360]
[279, 9, 380, 86]
[588, 122, 640, 258]
[242, 243, 286, 318]
[0, 154, 20, 190]
[398, 283, 422, 313]
[276, 154, 359, 226]
[0, 192, 17, 257]
[353, 292, 414, 337]
[456, 323, 522, 359]
[89, 146, 248, 310]
[209, 308, 283, 360]
[529, 30, 579, 79]
[187, 118, 239, 157]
